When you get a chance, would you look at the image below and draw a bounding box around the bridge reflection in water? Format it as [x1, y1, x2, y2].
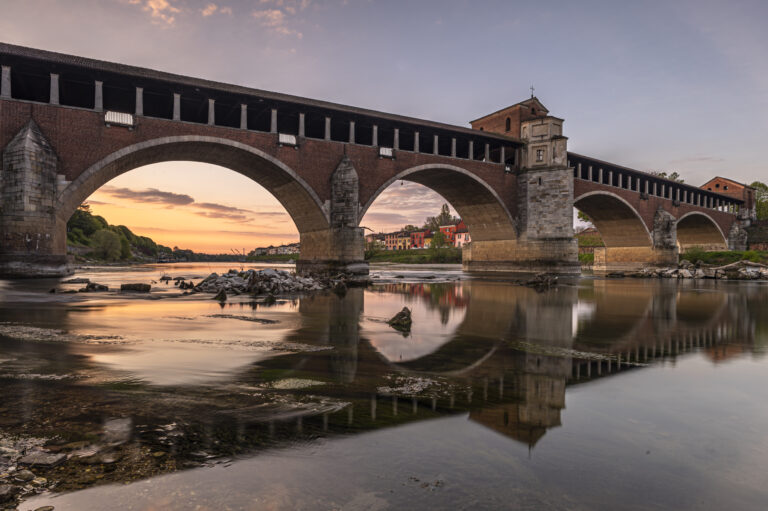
[6, 279, 768, 509]
[215, 279, 766, 452]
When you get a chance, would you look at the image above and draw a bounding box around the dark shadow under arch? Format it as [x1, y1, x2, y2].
[574, 191, 651, 247]
[676, 212, 727, 250]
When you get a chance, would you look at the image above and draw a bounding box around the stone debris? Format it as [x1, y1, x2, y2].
[524, 273, 558, 291]
[625, 259, 768, 280]
[120, 283, 152, 292]
[18, 451, 66, 467]
[193, 268, 356, 297]
[79, 282, 108, 292]
[62, 277, 90, 284]
[387, 307, 412, 332]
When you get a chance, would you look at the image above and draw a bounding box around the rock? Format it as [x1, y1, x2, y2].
[606, 272, 625, 278]
[263, 294, 277, 305]
[213, 289, 227, 302]
[694, 269, 705, 278]
[678, 269, 693, 279]
[62, 277, 90, 284]
[388, 307, 412, 332]
[19, 451, 66, 467]
[103, 417, 132, 445]
[34, 506, 55, 511]
[0, 484, 17, 502]
[14, 469, 36, 481]
[80, 282, 108, 292]
[524, 273, 558, 290]
[120, 283, 151, 292]
[159, 275, 172, 281]
[680, 259, 694, 269]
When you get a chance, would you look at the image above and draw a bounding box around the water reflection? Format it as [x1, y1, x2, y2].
[3, 265, 768, 509]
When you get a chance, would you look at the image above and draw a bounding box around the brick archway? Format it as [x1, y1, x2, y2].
[56, 136, 329, 234]
[574, 191, 651, 248]
[359, 163, 517, 242]
[676, 211, 728, 251]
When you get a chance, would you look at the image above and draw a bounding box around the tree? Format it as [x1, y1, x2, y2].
[577, 210, 592, 224]
[750, 181, 768, 220]
[423, 204, 459, 231]
[431, 230, 448, 249]
[649, 171, 684, 183]
[91, 229, 121, 260]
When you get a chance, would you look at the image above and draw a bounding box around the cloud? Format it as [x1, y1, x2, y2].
[220, 6, 232, 15]
[201, 3, 217, 16]
[128, 0, 181, 25]
[97, 186, 293, 224]
[669, 155, 725, 165]
[101, 186, 194, 206]
[252, 2, 305, 39]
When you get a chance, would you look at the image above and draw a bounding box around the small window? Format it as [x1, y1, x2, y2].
[479, 127, 484, 131]
[536, 148, 544, 162]
[531, 108, 536, 114]
[538, 177, 543, 185]
[707, 187, 712, 190]
[505, 117, 511, 131]
[724, 185, 728, 190]
[715, 183, 720, 188]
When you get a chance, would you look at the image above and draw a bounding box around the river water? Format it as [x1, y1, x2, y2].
[1, 262, 767, 510]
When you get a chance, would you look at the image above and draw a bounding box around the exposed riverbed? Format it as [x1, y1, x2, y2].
[1, 262, 767, 510]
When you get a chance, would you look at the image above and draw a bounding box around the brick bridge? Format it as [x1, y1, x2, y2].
[0, 43, 752, 277]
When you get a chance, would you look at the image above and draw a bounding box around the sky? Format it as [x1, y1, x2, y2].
[2, 0, 767, 252]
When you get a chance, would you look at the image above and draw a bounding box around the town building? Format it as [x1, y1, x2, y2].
[365, 233, 386, 250]
[454, 225, 471, 248]
[395, 231, 412, 250]
[410, 229, 431, 249]
[700, 177, 757, 221]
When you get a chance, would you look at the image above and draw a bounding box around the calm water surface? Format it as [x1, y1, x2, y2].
[1, 262, 766, 510]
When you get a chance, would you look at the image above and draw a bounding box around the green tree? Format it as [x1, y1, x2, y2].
[650, 171, 684, 183]
[431, 230, 448, 248]
[119, 235, 132, 260]
[91, 229, 121, 260]
[750, 181, 768, 220]
[423, 204, 459, 231]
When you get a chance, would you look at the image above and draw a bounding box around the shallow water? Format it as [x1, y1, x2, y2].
[1, 262, 766, 510]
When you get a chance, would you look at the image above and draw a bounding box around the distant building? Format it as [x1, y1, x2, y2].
[365, 233, 386, 249]
[410, 229, 431, 249]
[700, 177, 757, 221]
[423, 232, 434, 249]
[454, 225, 471, 248]
[395, 231, 412, 250]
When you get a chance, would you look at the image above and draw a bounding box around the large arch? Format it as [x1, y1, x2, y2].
[56, 136, 329, 235]
[574, 191, 651, 248]
[360, 164, 517, 242]
[676, 212, 727, 251]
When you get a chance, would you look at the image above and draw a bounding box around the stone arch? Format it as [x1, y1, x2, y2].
[675, 212, 727, 251]
[360, 164, 517, 242]
[574, 191, 652, 247]
[56, 136, 329, 241]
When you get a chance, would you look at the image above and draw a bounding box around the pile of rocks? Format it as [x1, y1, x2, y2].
[626, 260, 768, 280]
[194, 269, 325, 296]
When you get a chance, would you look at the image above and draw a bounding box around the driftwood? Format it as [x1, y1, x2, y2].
[711, 260, 768, 271]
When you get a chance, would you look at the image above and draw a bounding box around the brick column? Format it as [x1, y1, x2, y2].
[270, 109, 277, 133]
[94, 81, 103, 111]
[135, 87, 143, 116]
[49, 74, 59, 105]
[240, 104, 248, 129]
[173, 93, 181, 121]
[1, 66, 10, 98]
[208, 99, 215, 125]
[393, 128, 399, 150]
[299, 113, 306, 137]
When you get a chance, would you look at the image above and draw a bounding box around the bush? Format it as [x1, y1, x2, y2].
[91, 229, 122, 261]
[578, 253, 594, 265]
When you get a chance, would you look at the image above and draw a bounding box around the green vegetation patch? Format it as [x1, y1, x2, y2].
[680, 247, 768, 266]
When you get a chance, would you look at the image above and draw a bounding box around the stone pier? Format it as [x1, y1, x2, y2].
[0, 121, 72, 277]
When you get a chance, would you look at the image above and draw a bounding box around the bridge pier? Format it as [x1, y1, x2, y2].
[296, 156, 367, 277]
[0, 121, 72, 278]
[464, 117, 579, 274]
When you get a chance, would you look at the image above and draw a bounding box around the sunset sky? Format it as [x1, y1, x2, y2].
[2, 0, 767, 252]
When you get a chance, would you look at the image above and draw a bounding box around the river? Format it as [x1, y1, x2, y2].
[1, 262, 767, 510]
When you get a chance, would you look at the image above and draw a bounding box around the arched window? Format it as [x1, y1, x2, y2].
[505, 117, 511, 131]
